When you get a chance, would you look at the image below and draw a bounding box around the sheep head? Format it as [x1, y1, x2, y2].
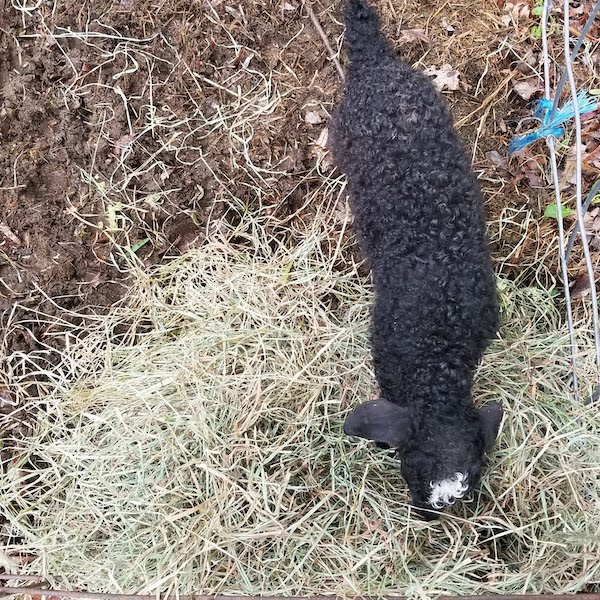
[344, 399, 503, 520]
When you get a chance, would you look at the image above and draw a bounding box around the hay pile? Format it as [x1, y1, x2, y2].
[1, 212, 599, 596]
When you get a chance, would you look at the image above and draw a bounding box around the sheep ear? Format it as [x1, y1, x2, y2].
[478, 402, 503, 451]
[344, 399, 413, 449]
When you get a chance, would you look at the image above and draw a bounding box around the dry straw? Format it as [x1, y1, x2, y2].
[1, 207, 599, 597]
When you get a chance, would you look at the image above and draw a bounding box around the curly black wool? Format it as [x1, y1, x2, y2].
[331, 0, 503, 520]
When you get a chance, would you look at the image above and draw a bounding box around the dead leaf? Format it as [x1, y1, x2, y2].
[0, 388, 16, 408]
[85, 271, 104, 288]
[113, 133, 136, 155]
[440, 18, 455, 33]
[320, 153, 334, 170]
[486, 150, 509, 170]
[241, 54, 253, 69]
[570, 4, 585, 16]
[0, 223, 21, 245]
[315, 126, 329, 150]
[424, 64, 460, 91]
[505, 2, 531, 21]
[577, 209, 600, 253]
[313, 127, 333, 169]
[524, 169, 543, 188]
[570, 274, 591, 299]
[582, 141, 600, 168]
[224, 5, 241, 19]
[282, 1, 297, 10]
[398, 29, 431, 45]
[584, 208, 600, 231]
[335, 199, 353, 224]
[305, 110, 323, 125]
[582, 108, 599, 124]
[512, 79, 542, 100]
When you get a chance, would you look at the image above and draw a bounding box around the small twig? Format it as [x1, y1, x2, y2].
[304, 1, 345, 81]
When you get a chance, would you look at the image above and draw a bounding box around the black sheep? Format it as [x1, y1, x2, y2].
[330, 0, 503, 519]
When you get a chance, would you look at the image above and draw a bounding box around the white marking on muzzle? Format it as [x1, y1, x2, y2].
[428, 472, 469, 509]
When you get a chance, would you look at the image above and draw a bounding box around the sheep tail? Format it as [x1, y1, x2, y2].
[343, 0, 393, 67]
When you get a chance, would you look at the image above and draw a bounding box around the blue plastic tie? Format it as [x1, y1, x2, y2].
[508, 90, 599, 154]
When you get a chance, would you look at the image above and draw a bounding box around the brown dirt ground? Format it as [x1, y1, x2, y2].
[1, 0, 599, 387]
[1, 1, 599, 591]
